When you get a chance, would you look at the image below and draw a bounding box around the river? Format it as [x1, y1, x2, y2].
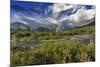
[11, 34, 95, 47]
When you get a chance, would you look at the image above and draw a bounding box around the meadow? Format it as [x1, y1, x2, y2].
[10, 25, 95, 66]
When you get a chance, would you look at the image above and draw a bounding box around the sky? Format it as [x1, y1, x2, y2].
[10, 1, 95, 27]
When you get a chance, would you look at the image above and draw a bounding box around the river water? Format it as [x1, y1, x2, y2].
[11, 34, 95, 47]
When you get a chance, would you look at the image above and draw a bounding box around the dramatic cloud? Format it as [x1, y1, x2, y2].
[50, 4, 80, 18]
[11, 1, 95, 31]
[48, 4, 95, 26]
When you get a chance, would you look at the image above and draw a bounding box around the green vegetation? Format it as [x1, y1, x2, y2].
[10, 25, 95, 66]
[11, 42, 95, 66]
[11, 25, 95, 42]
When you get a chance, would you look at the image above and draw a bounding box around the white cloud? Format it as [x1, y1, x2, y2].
[48, 4, 95, 27]
[60, 5, 95, 25]
[11, 13, 45, 24]
[50, 4, 81, 18]
[46, 17, 57, 24]
[11, 3, 95, 29]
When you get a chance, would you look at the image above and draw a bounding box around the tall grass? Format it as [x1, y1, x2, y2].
[11, 42, 95, 66]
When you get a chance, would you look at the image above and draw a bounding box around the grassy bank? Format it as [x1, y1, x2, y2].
[11, 25, 95, 42]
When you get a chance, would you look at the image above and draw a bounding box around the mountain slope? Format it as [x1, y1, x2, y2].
[10, 17, 95, 31]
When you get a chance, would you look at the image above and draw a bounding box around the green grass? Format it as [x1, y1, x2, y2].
[10, 25, 95, 66]
[11, 25, 95, 42]
[11, 42, 95, 66]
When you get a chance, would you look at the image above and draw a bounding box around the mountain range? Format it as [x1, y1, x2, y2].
[10, 17, 95, 31]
